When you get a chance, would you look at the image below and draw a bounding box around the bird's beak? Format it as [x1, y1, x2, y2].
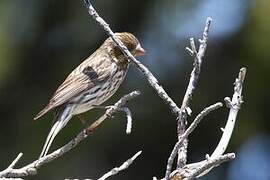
[134, 44, 146, 57]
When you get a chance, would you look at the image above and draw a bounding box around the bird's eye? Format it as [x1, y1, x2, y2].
[126, 43, 136, 51]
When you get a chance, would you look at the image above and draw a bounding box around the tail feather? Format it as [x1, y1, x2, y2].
[39, 120, 61, 158]
[34, 105, 54, 120]
[39, 106, 74, 158]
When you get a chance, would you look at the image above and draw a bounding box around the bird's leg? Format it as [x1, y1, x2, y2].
[77, 114, 86, 125]
[92, 105, 115, 118]
[92, 105, 107, 109]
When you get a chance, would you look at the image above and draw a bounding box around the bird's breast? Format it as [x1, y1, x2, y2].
[72, 64, 128, 115]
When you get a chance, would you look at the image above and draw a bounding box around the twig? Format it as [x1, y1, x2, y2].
[211, 68, 246, 158]
[192, 68, 246, 177]
[183, 153, 235, 179]
[97, 151, 142, 180]
[8, 153, 23, 170]
[0, 91, 140, 178]
[177, 17, 212, 168]
[165, 102, 223, 179]
[169, 68, 246, 179]
[0, 153, 24, 179]
[64, 151, 142, 180]
[120, 107, 133, 134]
[82, 0, 181, 116]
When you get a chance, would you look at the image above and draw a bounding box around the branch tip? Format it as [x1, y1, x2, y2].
[133, 150, 143, 159]
[205, 154, 210, 160]
[239, 67, 247, 82]
[97, 150, 142, 180]
[206, 17, 213, 23]
[224, 97, 232, 108]
[189, 38, 197, 53]
[185, 107, 192, 116]
[8, 153, 23, 169]
[185, 47, 194, 56]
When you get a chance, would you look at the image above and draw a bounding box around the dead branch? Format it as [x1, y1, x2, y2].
[169, 68, 246, 179]
[97, 150, 142, 180]
[64, 151, 142, 180]
[177, 17, 212, 168]
[165, 102, 223, 179]
[0, 91, 140, 178]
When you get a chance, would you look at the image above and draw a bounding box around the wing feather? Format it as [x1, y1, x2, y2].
[34, 51, 111, 120]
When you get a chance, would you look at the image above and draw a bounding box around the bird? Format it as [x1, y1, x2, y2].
[34, 32, 145, 158]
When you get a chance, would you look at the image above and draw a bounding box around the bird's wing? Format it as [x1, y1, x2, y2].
[34, 54, 111, 120]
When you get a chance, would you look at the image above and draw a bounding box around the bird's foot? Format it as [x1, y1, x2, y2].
[92, 105, 116, 118]
[77, 114, 86, 125]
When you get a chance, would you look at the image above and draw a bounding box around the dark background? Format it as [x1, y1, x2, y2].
[0, 0, 269, 179]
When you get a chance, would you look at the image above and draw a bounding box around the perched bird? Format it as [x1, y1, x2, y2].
[34, 32, 145, 158]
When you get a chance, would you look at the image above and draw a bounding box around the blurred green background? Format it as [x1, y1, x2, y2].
[0, 0, 269, 179]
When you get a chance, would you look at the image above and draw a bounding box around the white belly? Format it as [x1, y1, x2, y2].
[72, 68, 127, 115]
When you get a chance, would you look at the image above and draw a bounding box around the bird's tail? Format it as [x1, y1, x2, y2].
[39, 105, 74, 158]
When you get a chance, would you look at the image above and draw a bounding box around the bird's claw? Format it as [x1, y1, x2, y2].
[105, 106, 116, 118]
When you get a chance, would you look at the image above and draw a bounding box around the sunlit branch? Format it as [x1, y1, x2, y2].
[0, 91, 140, 178]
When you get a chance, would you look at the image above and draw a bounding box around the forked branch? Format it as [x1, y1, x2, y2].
[177, 17, 212, 168]
[169, 68, 246, 179]
[165, 102, 223, 179]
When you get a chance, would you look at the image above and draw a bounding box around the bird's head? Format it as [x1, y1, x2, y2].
[104, 32, 146, 62]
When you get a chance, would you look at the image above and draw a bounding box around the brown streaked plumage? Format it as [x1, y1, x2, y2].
[35, 32, 145, 158]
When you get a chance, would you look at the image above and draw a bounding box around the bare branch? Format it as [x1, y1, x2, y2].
[183, 153, 235, 179]
[169, 68, 246, 179]
[184, 102, 223, 137]
[185, 47, 194, 56]
[189, 38, 197, 54]
[170, 153, 235, 180]
[0, 91, 140, 178]
[0, 153, 24, 179]
[165, 102, 223, 179]
[177, 17, 212, 168]
[64, 151, 142, 180]
[82, 0, 181, 116]
[97, 151, 142, 180]
[120, 107, 133, 134]
[211, 68, 246, 158]
[8, 153, 23, 170]
[187, 67, 246, 177]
